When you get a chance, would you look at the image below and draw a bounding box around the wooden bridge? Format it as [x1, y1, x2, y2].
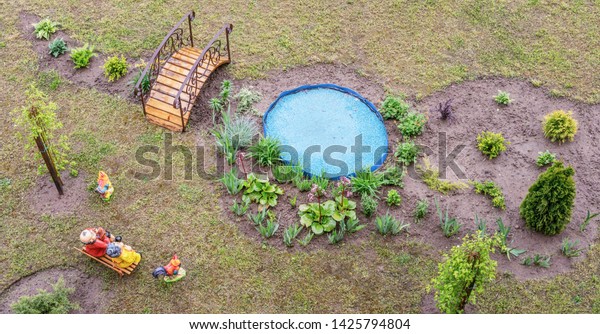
[134, 11, 233, 132]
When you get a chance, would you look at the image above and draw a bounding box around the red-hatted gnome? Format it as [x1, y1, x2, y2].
[152, 254, 186, 282]
[79, 227, 115, 257]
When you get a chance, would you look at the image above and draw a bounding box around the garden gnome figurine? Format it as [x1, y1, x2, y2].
[152, 254, 186, 282]
[80, 227, 114, 257]
[95, 171, 114, 201]
[105, 241, 142, 268]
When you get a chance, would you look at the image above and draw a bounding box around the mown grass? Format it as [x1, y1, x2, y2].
[0, 0, 599, 313]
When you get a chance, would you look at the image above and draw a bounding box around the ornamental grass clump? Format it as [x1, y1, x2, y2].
[520, 161, 575, 236]
[542, 110, 578, 143]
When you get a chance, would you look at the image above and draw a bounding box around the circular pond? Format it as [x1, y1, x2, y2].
[263, 84, 388, 179]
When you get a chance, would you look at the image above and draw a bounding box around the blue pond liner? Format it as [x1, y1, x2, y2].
[263, 84, 388, 179]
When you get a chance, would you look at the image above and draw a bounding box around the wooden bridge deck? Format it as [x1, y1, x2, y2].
[145, 47, 229, 132]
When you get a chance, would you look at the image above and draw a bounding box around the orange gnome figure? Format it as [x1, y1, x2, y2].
[152, 254, 186, 282]
[95, 171, 114, 201]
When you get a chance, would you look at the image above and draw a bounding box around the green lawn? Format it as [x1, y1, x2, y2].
[0, 0, 599, 313]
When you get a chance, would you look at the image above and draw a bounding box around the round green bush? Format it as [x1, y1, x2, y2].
[102, 55, 128, 82]
[542, 110, 578, 143]
[476, 131, 509, 159]
[520, 161, 575, 236]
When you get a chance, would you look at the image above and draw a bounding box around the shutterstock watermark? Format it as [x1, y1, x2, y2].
[133, 133, 467, 181]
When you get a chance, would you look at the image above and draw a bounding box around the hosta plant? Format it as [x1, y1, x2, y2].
[70, 44, 96, 69]
[477, 131, 509, 159]
[536, 150, 556, 167]
[32, 18, 59, 40]
[241, 173, 284, 210]
[298, 200, 338, 235]
[542, 110, 578, 143]
[494, 91, 512, 105]
[48, 38, 67, 58]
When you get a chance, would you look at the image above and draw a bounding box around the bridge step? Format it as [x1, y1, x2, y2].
[144, 46, 228, 132]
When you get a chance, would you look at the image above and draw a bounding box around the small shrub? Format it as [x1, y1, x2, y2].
[32, 18, 59, 40]
[397, 111, 427, 138]
[375, 212, 409, 236]
[414, 199, 429, 223]
[494, 91, 512, 105]
[248, 209, 268, 226]
[395, 141, 420, 165]
[257, 217, 279, 238]
[542, 110, 578, 143]
[234, 87, 261, 114]
[520, 161, 575, 236]
[102, 55, 128, 82]
[11, 277, 78, 314]
[249, 137, 282, 167]
[417, 157, 468, 194]
[231, 200, 249, 216]
[48, 38, 67, 58]
[381, 165, 405, 187]
[477, 131, 509, 159]
[380, 95, 410, 120]
[435, 198, 461, 237]
[536, 150, 556, 167]
[434, 98, 455, 122]
[472, 180, 506, 210]
[561, 238, 582, 258]
[361, 194, 378, 217]
[70, 43, 96, 69]
[283, 223, 302, 247]
[385, 189, 402, 206]
[289, 195, 297, 208]
[580, 210, 600, 232]
[219, 169, 243, 195]
[351, 168, 385, 198]
[521, 254, 551, 268]
[429, 234, 499, 314]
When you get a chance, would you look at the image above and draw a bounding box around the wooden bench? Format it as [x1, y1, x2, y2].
[74, 247, 137, 277]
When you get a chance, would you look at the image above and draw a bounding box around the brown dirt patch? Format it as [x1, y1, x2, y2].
[0, 267, 111, 314]
[194, 65, 599, 281]
[27, 171, 90, 216]
[19, 12, 140, 100]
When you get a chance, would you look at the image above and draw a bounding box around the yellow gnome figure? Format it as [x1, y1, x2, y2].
[96, 171, 114, 201]
[105, 241, 142, 268]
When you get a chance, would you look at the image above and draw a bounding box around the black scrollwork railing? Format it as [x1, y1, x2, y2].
[173, 23, 233, 116]
[134, 11, 196, 115]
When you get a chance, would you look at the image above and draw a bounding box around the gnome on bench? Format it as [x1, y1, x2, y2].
[105, 240, 142, 269]
[79, 227, 116, 257]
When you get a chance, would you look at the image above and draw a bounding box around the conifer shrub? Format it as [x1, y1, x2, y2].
[519, 161, 576, 236]
[542, 110, 578, 143]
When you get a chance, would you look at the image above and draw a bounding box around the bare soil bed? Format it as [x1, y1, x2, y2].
[20, 12, 139, 100]
[199, 65, 599, 281]
[0, 267, 111, 314]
